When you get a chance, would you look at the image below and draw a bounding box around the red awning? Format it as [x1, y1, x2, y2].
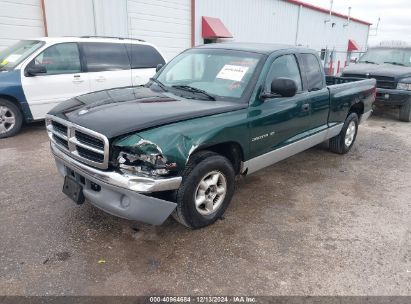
[347, 39, 360, 52]
[202, 16, 232, 39]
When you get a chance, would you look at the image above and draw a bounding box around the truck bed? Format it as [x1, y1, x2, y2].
[325, 75, 368, 86]
[326, 76, 376, 124]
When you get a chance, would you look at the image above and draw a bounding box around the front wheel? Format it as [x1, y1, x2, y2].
[329, 112, 359, 154]
[0, 99, 23, 139]
[173, 151, 235, 229]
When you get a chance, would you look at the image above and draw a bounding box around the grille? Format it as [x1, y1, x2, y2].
[77, 146, 105, 163]
[75, 130, 104, 150]
[51, 121, 67, 135]
[343, 73, 397, 89]
[46, 116, 109, 169]
[52, 134, 69, 150]
[374, 77, 397, 89]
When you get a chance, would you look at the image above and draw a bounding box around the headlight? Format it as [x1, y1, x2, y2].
[397, 82, 411, 90]
[115, 139, 176, 176]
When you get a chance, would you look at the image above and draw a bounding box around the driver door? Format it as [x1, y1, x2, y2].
[21, 42, 90, 120]
[248, 54, 311, 168]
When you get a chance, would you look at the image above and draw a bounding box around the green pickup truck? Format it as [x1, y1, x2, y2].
[46, 43, 376, 229]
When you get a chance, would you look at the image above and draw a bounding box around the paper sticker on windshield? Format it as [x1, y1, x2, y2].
[217, 65, 249, 81]
[0, 60, 7, 66]
[4, 54, 21, 63]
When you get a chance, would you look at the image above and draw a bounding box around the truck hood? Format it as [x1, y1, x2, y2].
[343, 63, 411, 79]
[48, 86, 246, 139]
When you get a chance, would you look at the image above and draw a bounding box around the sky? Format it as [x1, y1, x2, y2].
[301, 0, 411, 46]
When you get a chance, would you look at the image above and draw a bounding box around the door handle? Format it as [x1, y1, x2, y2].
[96, 76, 106, 82]
[73, 75, 84, 83]
[301, 103, 310, 112]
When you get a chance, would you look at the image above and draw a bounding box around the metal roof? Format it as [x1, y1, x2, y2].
[286, 0, 372, 26]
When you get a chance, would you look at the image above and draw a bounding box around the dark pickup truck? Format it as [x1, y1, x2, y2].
[343, 46, 411, 122]
[46, 43, 376, 229]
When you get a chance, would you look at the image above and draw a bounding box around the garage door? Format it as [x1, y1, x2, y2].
[0, 0, 45, 50]
[127, 0, 191, 61]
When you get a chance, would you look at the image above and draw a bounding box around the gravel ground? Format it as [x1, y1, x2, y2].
[0, 107, 410, 296]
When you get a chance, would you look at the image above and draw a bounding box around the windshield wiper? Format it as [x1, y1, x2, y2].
[359, 60, 377, 64]
[384, 61, 406, 66]
[171, 85, 216, 101]
[149, 78, 168, 92]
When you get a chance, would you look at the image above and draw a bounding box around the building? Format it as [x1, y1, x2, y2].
[0, 0, 371, 74]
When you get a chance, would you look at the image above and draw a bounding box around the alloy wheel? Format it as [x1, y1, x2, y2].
[0, 106, 16, 135]
[344, 120, 356, 147]
[194, 170, 227, 216]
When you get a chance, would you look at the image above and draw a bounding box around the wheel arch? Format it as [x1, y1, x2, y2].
[0, 94, 28, 122]
[349, 101, 364, 118]
[189, 141, 245, 175]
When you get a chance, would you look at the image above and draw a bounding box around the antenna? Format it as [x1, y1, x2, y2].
[343, 7, 351, 27]
[324, 0, 334, 24]
[369, 17, 381, 36]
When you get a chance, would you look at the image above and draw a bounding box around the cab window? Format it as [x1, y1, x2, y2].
[30, 43, 81, 75]
[300, 53, 324, 91]
[265, 54, 302, 92]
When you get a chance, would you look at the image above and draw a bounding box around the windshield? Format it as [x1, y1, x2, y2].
[359, 48, 411, 67]
[155, 49, 263, 101]
[0, 40, 44, 71]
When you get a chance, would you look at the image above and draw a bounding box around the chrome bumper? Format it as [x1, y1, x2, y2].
[51, 142, 182, 193]
[51, 142, 180, 225]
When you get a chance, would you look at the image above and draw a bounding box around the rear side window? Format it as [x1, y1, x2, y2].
[300, 53, 324, 91]
[82, 42, 130, 72]
[126, 44, 165, 69]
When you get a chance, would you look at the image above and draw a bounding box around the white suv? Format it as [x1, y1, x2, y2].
[0, 36, 166, 138]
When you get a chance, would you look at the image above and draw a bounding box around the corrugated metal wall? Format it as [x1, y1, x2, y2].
[93, 0, 128, 37]
[42, 0, 191, 60]
[1, 0, 370, 72]
[44, 0, 127, 37]
[126, 0, 191, 60]
[195, 0, 299, 45]
[0, 0, 44, 50]
[195, 0, 370, 72]
[297, 8, 370, 51]
[44, 0, 95, 36]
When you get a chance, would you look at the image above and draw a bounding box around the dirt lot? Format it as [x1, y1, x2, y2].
[0, 107, 410, 296]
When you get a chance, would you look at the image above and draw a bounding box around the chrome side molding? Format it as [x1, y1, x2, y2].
[243, 124, 343, 175]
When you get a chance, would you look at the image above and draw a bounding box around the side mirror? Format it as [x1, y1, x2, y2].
[156, 64, 163, 73]
[270, 78, 298, 97]
[26, 65, 47, 77]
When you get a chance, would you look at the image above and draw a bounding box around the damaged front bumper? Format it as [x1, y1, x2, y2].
[51, 142, 181, 225]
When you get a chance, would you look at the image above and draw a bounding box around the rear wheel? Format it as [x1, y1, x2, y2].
[0, 99, 23, 139]
[173, 151, 235, 229]
[399, 100, 411, 122]
[329, 112, 359, 154]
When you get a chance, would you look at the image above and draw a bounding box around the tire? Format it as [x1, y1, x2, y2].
[0, 99, 23, 139]
[329, 112, 359, 154]
[173, 150, 236, 229]
[399, 100, 411, 122]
